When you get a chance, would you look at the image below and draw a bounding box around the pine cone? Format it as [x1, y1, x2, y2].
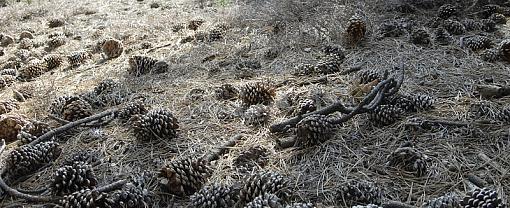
[94, 79, 121, 94]
[239, 82, 276, 106]
[0, 34, 14, 46]
[102, 39, 124, 59]
[8, 141, 61, 178]
[132, 108, 179, 141]
[191, 184, 239, 208]
[297, 99, 317, 115]
[127, 55, 158, 76]
[323, 44, 346, 58]
[67, 51, 91, 67]
[63, 150, 100, 166]
[111, 182, 151, 208]
[495, 107, 510, 123]
[462, 19, 482, 31]
[215, 84, 239, 100]
[295, 114, 336, 147]
[443, 20, 465, 35]
[47, 35, 67, 48]
[461, 35, 492, 51]
[460, 188, 506, 208]
[2, 60, 22, 70]
[59, 189, 113, 208]
[490, 13, 507, 24]
[244, 104, 270, 126]
[48, 18, 65, 28]
[19, 38, 33, 49]
[358, 70, 380, 84]
[62, 99, 93, 121]
[315, 54, 343, 74]
[422, 194, 460, 208]
[0, 100, 18, 115]
[387, 94, 435, 112]
[19, 31, 34, 40]
[434, 27, 453, 45]
[18, 61, 47, 81]
[239, 171, 290, 204]
[410, 29, 431, 45]
[49, 95, 80, 116]
[346, 15, 367, 45]
[0, 68, 17, 76]
[44, 54, 64, 70]
[0, 114, 27, 143]
[286, 203, 316, 208]
[480, 48, 500, 62]
[245, 193, 283, 208]
[498, 39, 510, 62]
[337, 181, 383, 207]
[438, 4, 458, 19]
[17, 120, 51, 144]
[50, 161, 98, 196]
[377, 19, 408, 38]
[158, 157, 212, 196]
[294, 63, 316, 76]
[368, 105, 402, 126]
[116, 101, 149, 121]
[188, 19, 204, 30]
[480, 19, 496, 32]
[0, 75, 15, 89]
[386, 147, 428, 177]
[234, 146, 269, 172]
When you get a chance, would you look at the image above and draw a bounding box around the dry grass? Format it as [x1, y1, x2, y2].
[0, 0, 510, 207]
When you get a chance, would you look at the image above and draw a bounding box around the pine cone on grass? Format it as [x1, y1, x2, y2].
[0, 100, 18, 115]
[234, 146, 269, 172]
[337, 181, 383, 207]
[62, 99, 93, 121]
[358, 70, 381, 84]
[434, 27, 453, 45]
[102, 39, 123, 59]
[50, 161, 98, 196]
[443, 20, 465, 35]
[127, 55, 159, 76]
[0, 114, 27, 143]
[239, 82, 276, 106]
[44, 54, 64, 70]
[245, 193, 283, 208]
[239, 171, 290, 204]
[0, 68, 17, 76]
[386, 94, 435, 112]
[59, 189, 113, 208]
[191, 184, 239, 208]
[499, 39, 510, 62]
[461, 35, 492, 51]
[215, 84, 239, 100]
[346, 15, 367, 45]
[7, 141, 61, 178]
[244, 104, 270, 126]
[438, 4, 458, 19]
[410, 29, 431, 45]
[158, 157, 212, 196]
[18, 61, 47, 81]
[131, 108, 179, 141]
[422, 194, 460, 208]
[111, 181, 152, 208]
[17, 120, 51, 144]
[460, 188, 506, 208]
[47, 35, 66, 49]
[386, 147, 428, 177]
[368, 105, 402, 126]
[116, 101, 149, 121]
[295, 114, 336, 147]
[67, 51, 91, 67]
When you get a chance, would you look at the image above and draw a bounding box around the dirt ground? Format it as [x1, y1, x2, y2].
[0, 0, 509, 207]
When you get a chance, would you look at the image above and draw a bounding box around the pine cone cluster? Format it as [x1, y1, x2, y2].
[295, 114, 336, 147]
[239, 171, 290, 204]
[59, 189, 113, 208]
[244, 104, 270, 126]
[460, 188, 506, 208]
[127, 55, 158, 76]
[215, 84, 239, 100]
[67, 51, 91, 67]
[44, 54, 64, 70]
[132, 108, 179, 141]
[111, 182, 151, 208]
[422, 194, 460, 208]
[499, 39, 510, 62]
[8, 141, 61, 177]
[462, 35, 492, 51]
[386, 146, 428, 177]
[245, 193, 283, 208]
[50, 161, 98, 196]
[0, 114, 27, 143]
[191, 184, 239, 208]
[116, 101, 149, 121]
[234, 146, 269, 172]
[346, 15, 367, 45]
[102, 39, 124, 59]
[443, 20, 465, 35]
[338, 181, 383, 207]
[368, 105, 402, 126]
[437, 4, 458, 19]
[62, 98, 93, 121]
[239, 82, 276, 106]
[158, 157, 212, 196]
[17, 120, 51, 144]
[410, 29, 431, 45]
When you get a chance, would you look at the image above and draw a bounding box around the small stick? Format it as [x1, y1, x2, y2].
[203, 134, 243, 162]
[29, 108, 117, 146]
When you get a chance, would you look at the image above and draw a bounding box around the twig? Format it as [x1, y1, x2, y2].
[203, 134, 243, 162]
[466, 174, 486, 188]
[94, 179, 127, 192]
[29, 108, 118, 146]
[48, 114, 116, 128]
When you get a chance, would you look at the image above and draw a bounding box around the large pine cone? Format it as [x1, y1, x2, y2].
[159, 157, 212, 196]
[7, 141, 61, 178]
[111, 181, 152, 208]
[59, 189, 113, 208]
[239, 82, 276, 106]
[443, 20, 465, 35]
[295, 114, 336, 147]
[358, 70, 381, 84]
[461, 35, 492, 51]
[346, 15, 367, 45]
[386, 147, 428, 177]
[460, 188, 506, 208]
[368, 105, 402, 126]
[102, 39, 123, 59]
[239, 171, 290, 204]
[18, 61, 47, 81]
[191, 184, 239, 208]
[50, 161, 98, 196]
[62, 99, 93, 121]
[49, 95, 80, 116]
[437, 4, 458, 19]
[337, 181, 383, 207]
[44, 54, 64, 70]
[314, 53, 343, 74]
[132, 108, 179, 141]
[385, 94, 435, 112]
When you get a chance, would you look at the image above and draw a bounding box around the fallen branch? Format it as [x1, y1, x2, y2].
[29, 108, 118, 146]
[48, 114, 116, 128]
[475, 84, 510, 99]
[202, 134, 243, 162]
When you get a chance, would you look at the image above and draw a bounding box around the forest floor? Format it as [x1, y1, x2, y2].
[0, 0, 509, 207]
